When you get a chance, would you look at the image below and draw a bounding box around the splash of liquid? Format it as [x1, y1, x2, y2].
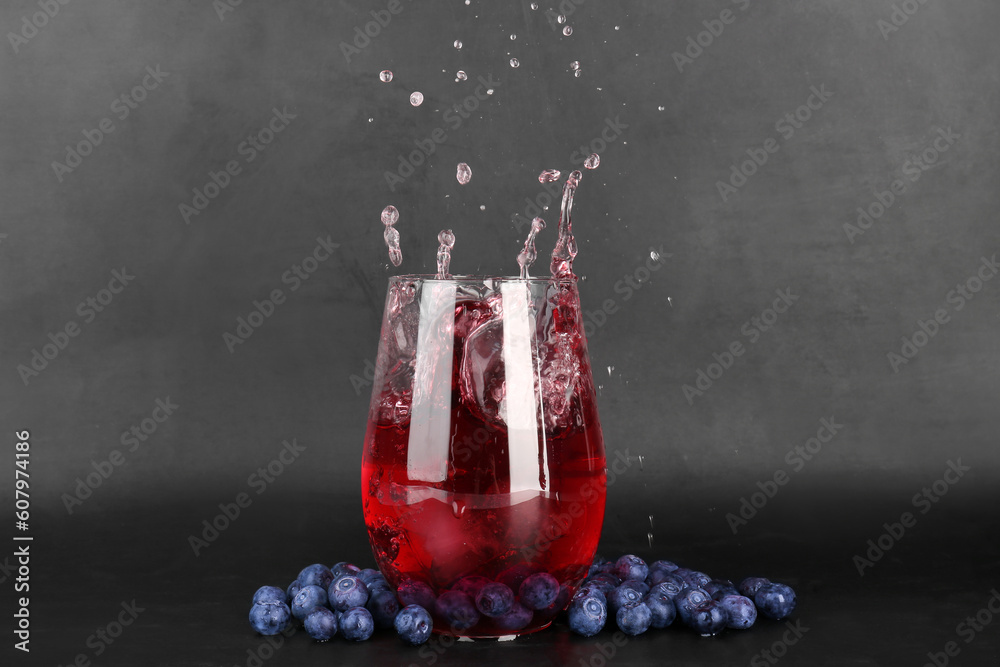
[517, 217, 545, 279]
[538, 169, 561, 183]
[436, 229, 456, 279]
[584, 153, 600, 169]
[456, 163, 472, 185]
[549, 170, 581, 278]
[382, 205, 402, 267]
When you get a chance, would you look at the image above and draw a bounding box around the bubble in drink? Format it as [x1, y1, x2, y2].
[584, 153, 600, 169]
[538, 169, 561, 184]
[454, 40, 463, 49]
[549, 170, 581, 279]
[410, 91, 424, 106]
[570, 61, 580, 71]
[379, 70, 393, 82]
[563, 26, 573, 36]
[435, 229, 456, 278]
[456, 162, 472, 185]
[509, 58, 520, 68]
[517, 217, 545, 279]
[456, 70, 468, 81]
[381, 205, 399, 226]
[384, 226, 402, 267]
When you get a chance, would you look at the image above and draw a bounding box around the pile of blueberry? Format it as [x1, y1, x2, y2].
[247, 556, 796, 645]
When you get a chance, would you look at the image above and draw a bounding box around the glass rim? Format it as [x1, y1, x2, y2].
[388, 274, 578, 284]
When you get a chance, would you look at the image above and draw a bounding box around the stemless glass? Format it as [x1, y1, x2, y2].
[361, 275, 606, 637]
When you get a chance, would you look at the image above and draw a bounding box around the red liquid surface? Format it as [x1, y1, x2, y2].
[362, 392, 605, 636]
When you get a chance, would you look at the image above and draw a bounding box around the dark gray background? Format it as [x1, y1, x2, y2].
[2, 1, 999, 665]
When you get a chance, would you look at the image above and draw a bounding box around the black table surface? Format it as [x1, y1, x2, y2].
[8, 477, 998, 667]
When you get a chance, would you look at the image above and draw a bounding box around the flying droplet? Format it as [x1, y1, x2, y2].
[456, 70, 468, 81]
[510, 33, 517, 40]
[456, 162, 472, 185]
[438, 229, 456, 249]
[569, 61, 580, 71]
[409, 91, 424, 106]
[509, 58, 519, 68]
[379, 70, 393, 82]
[557, 14, 566, 24]
[368, 118, 373, 122]
[658, 105, 665, 111]
[381, 205, 399, 226]
[584, 153, 600, 169]
[563, 26, 573, 36]
[479, 205, 486, 211]
[454, 40, 463, 49]
[538, 169, 561, 183]
[614, 25, 620, 30]
[486, 88, 494, 95]
[650, 249, 660, 261]
[530, 2, 538, 8]
[573, 69, 582, 78]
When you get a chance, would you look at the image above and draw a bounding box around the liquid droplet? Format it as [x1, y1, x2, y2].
[509, 58, 519, 68]
[549, 170, 581, 278]
[573, 69, 582, 78]
[667, 296, 673, 307]
[563, 26, 573, 36]
[510, 33, 517, 40]
[456, 162, 472, 185]
[436, 229, 456, 279]
[451, 499, 466, 518]
[658, 105, 665, 111]
[557, 14, 566, 24]
[384, 226, 402, 267]
[530, 2, 538, 9]
[454, 39, 463, 49]
[486, 88, 494, 95]
[381, 205, 399, 226]
[647, 532, 653, 548]
[409, 91, 424, 106]
[379, 70, 393, 82]
[614, 25, 620, 30]
[650, 249, 660, 261]
[570, 60, 580, 70]
[538, 169, 561, 183]
[517, 217, 545, 279]
[479, 204, 486, 210]
[638, 455, 644, 470]
[456, 70, 468, 81]
[607, 365, 613, 376]
[584, 153, 600, 169]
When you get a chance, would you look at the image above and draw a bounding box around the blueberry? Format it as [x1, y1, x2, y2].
[675, 568, 712, 589]
[286, 580, 302, 602]
[435, 590, 480, 632]
[686, 600, 727, 636]
[357, 568, 383, 586]
[330, 562, 361, 581]
[616, 601, 652, 636]
[329, 576, 369, 612]
[573, 583, 608, 606]
[643, 589, 677, 628]
[704, 579, 738, 600]
[567, 595, 607, 637]
[303, 607, 338, 641]
[476, 582, 515, 617]
[366, 588, 401, 629]
[754, 583, 796, 620]
[493, 601, 533, 631]
[253, 586, 286, 605]
[645, 560, 679, 586]
[249, 601, 291, 635]
[298, 563, 334, 590]
[588, 555, 608, 576]
[614, 555, 649, 582]
[583, 573, 619, 596]
[719, 594, 756, 629]
[291, 585, 328, 621]
[619, 580, 650, 597]
[737, 576, 770, 599]
[537, 584, 571, 617]
[340, 607, 375, 641]
[675, 587, 711, 625]
[608, 584, 644, 614]
[496, 564, 541, 592]
[397, 579, 437, 610]
[367, 578, 392, 595]
[395, 604, 433, 646]
[451, 575, 493, 600]
[649, 575, 685, 601]
[519, 572, 560, 610]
